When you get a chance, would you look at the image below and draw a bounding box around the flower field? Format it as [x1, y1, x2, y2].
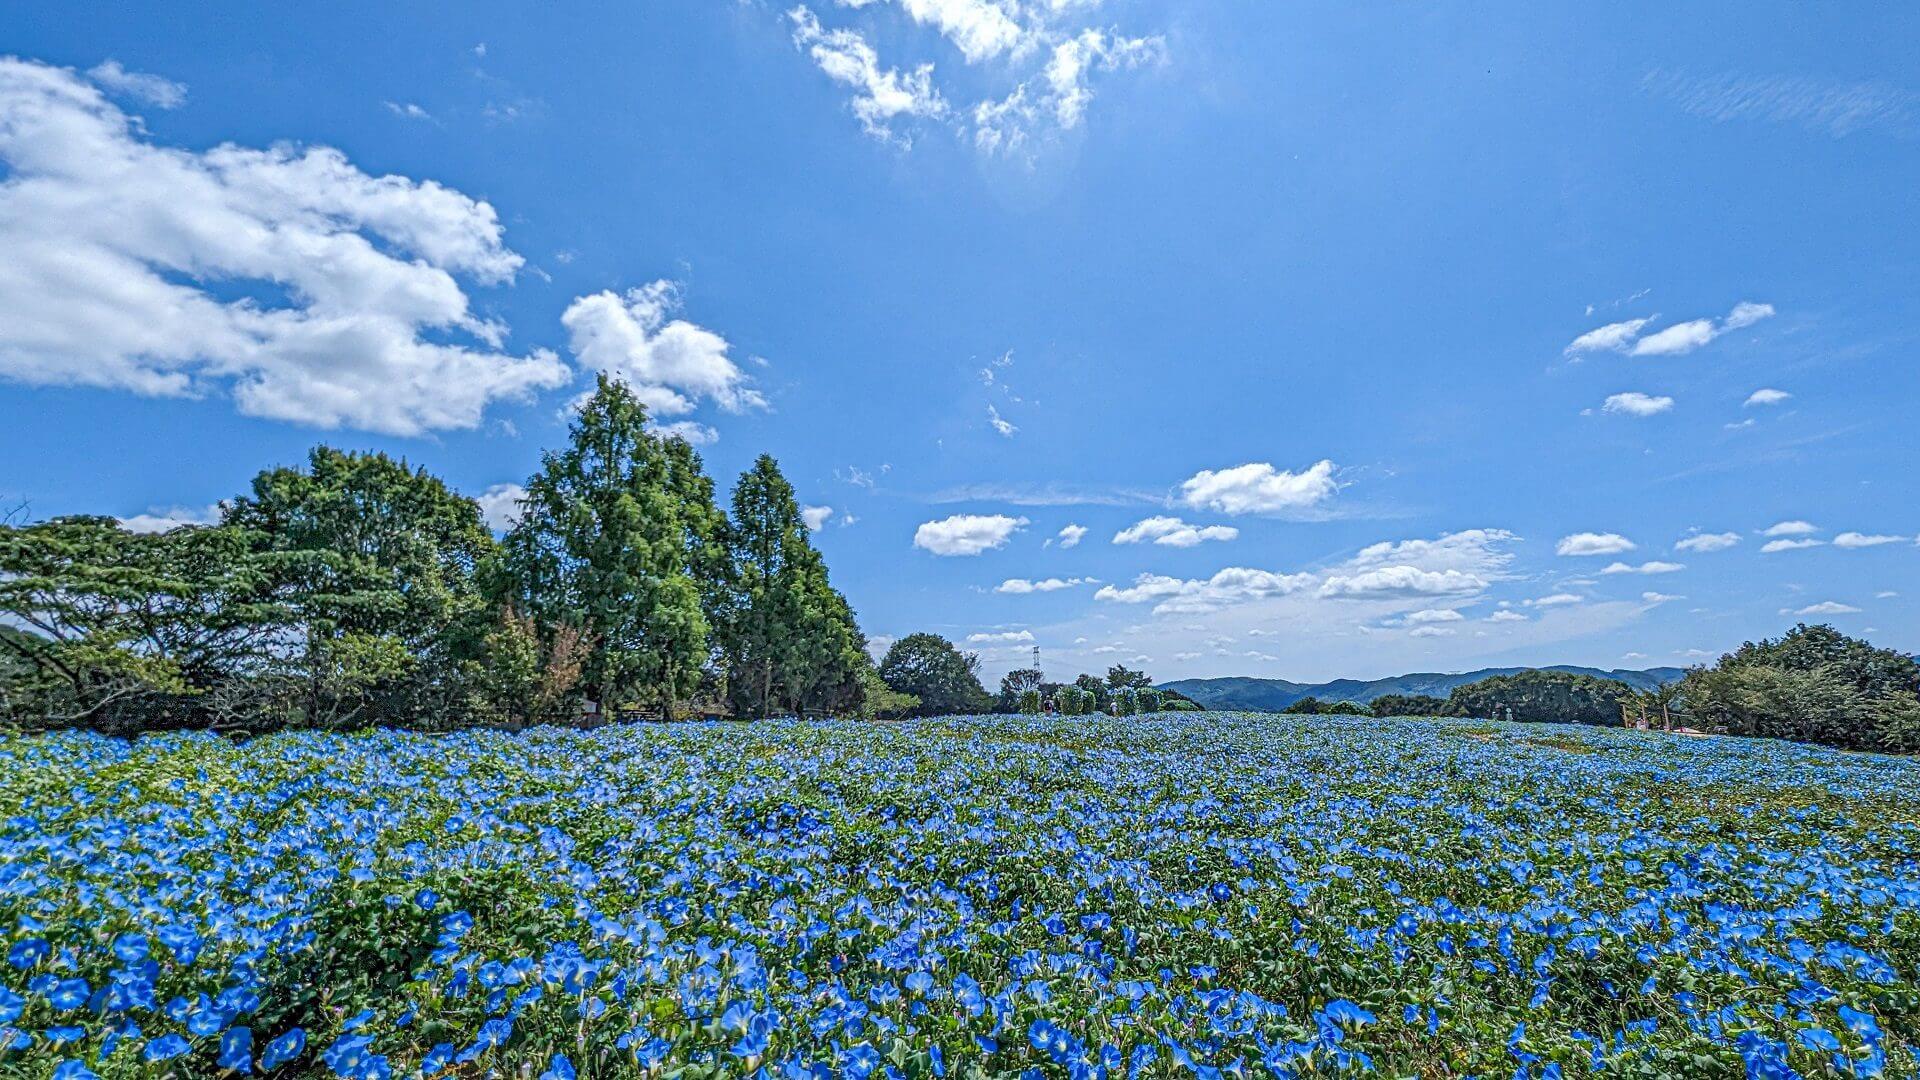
[2, 715, 1917, 1079]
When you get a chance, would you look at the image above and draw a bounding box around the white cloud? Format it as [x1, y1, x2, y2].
[1112, 515, 1238, 548]
[995, 576, 1091, 594]
[1404, 608, 1466, 625]
[1179, 459, 1339, 515]
[1675, 531, 1740, 553]
[914, 513, 1028, 555]
[1640, 591, 1682, 604]
[118, 503, 222, 533]
[1875, 591, 1899, 599]
[1349, 528, 1518, 576]
[1528, 593, 1584, 607]
[789, 6, 949, 141]
[649, 419, 719, 446]
[1761, 538, 1824, 553]
[1556, 532, 1636, 557]
[1318, 566, 1488, 599]
[986, 403, 1017, 437]
[1408, 625, 1456, 638]
[1564, 317, 1652, 356]
[1762, 520, 1819, 537]
[1644, 69, 1920, 139]
[1601, 392, 1674, 417]
[475, 484, 527, 533]
[1565, 302, 1773, 359]
[1600, 560, 1685, 575]
[1096, 567, 1315, 615]
[561, 281, 764, 418]
[1744, 388, 1792, 407]
[801, 505, 835, 531]
[1631, 302, 1774, 356]
[967, 629, 1035, 644]
[1055, 523, 1088, 548]
[86, 60, 187, 108]
[1795, 601, 1860, 616]
[1486, 610, 1528, 623]
[1832, 531, 1909, 548]
[384, 101, 434, 122]
[0, 58, 570, 435]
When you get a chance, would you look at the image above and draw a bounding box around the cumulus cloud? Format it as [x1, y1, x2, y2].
[974, 29, 1163, 153]
[1600, 560, 1685, 575]
[1564, 302, 1774, 358]
[118, 504, 222, 533]
[1095, 567, 1314, 615]
[0, 58, 570, 435]
[1349, 528, 1518, 576]
[1795, 601, 1860, 615]
[1832, 531, 1909, 548]
[1762, 520, 1819, 537]
[967, 629, 1035, 644]
[1528, 593, 1584, 607]
[1632, 301, 1774, 356]
[1601, 392, 1674, 417]
[1408, 626, 1455, 638]
[86, 60, 187, 108]
[474, 484, 527, 533]
[914, 513, 1027, 555]
[1556, 532, 1636, 557]
[1761, 538, 1824, 553]
[994, 576, 1092, 594]
[1054, 523, 1088, 548]
[1564, 317, 1652, 357]
[561, 281, 764, 419]
[649, 419, 719, 446]
[801, 505, 834, 531]
[1112, 515, 1238, 548]
[1404, 608, 1466, 625]
[1179, 459, 1339, 515]
[788, 6, 948, 141]
[1486, 610, 1528, 623]
[1744, 388, 1791, 407]
[1675, 531, 1740, 553]
[1318, 566, 1488, 599]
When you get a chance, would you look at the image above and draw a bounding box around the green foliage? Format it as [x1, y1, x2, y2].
[1445, 669, 1632, 726]
[1134, 688, 1162, 713]
[1017, 688, 1044, 714]
[1054, 686, 1095, 716]
[1678, 624, 1920, 752]
[719, 455, 867, 719]
[856, 662, 919, 721]
[1110, 687, 1137, 717]
[997, 667, 1044, 713]
[1073, 673, 1109, 712]
[0, 516, 285, 731]
[496, 376, 712, 718]
[1105, 664, 1151, 692]
[877, 633, 990, 717]
[1371, 693, 1449, 717]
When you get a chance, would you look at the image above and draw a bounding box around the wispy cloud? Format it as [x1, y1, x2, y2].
[1644, 68, 1920, 139]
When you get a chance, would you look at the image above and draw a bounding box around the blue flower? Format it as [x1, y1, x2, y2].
[52, 1062, 101, 1080]
[218, 1027, 253, 1073]
[144, 1033, 191, 1062]
[7, 938, 50, 969]
[110, 933, 149, 964]
[539, 1054, 577, 1080]
[262, 1027, 307, 1070]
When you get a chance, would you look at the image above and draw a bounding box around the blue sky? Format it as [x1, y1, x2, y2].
[3, 3, 1915, 685]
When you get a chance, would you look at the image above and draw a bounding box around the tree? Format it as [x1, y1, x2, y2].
[720, 455, 867, 719]
[997, 667, 1044, 713]
[224, 446, 498, 722]
[1678, 624, 1920, 752]
[857, 661, 920, 721]
[0, 517, 285, 731]
[1281, 696, 1326, 715]
[1073, 673, 1110, 713]
[1106, 665, 1152, 692]
[1371, 693, 1448, 718]
[878, 633, 990, 717]
[497, 376, 711, 718]
[1445, 670, 1631, 726]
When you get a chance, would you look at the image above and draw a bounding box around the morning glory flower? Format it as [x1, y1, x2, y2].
[143, 1033, 191, 1062]
[262, 1027, 307, 1070]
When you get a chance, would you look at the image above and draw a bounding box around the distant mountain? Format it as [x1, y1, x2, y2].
[1160, 665, 1687, 712]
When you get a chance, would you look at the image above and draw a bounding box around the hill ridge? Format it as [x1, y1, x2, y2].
[1160, 664, 1686, 711]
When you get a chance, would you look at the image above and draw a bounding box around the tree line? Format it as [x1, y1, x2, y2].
[1290, 625, 1918, 755]
[0, 377, 872, 733]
